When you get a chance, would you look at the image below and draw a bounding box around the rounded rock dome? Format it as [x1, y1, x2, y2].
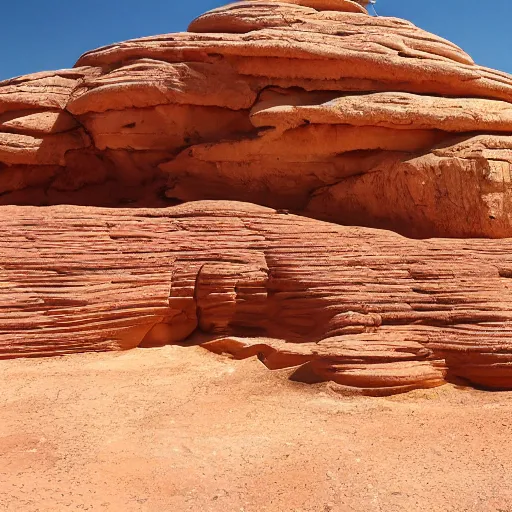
[236, 0, 368, 13]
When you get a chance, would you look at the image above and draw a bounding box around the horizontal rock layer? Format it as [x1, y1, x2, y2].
[2, 201, 512, 395]
[0, 1, 511, 237]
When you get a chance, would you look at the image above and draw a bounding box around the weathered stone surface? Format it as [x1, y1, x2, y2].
[0, 110, 79, 135]
[160, 133, 512, 238]
[80, 104, 254, 151]
[251, 90, 512, 133]
[0, 68, 99, 113]
[307, 135, 512, 238]
[246, 0, 369, 13]
[67, 60, 257, 115]
[0, 130, 90, 166]
[1, 0, 512, 397]
[0, 1, 511, 237]
[2, 201, 512, 395]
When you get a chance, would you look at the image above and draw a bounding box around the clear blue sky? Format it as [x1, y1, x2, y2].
[1, 0, 510, 81]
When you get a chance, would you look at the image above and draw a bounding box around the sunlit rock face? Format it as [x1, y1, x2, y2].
[3, 201, 512, 395]
[1, 1, 512, 395]
[1, 0, 512, 237]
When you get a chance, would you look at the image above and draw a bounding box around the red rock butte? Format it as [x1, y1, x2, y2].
[1, 0, 512, 395]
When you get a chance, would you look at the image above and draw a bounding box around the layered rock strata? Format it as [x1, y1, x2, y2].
[2, 1, 512, 396]
[1, 202, 512, 395]
[1, 1, 512, 237]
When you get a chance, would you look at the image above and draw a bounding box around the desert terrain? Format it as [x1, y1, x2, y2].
[1, 346, 511, 512]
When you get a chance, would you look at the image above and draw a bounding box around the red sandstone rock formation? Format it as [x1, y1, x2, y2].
[2, 201, 512, 395]
[0, 1, 511, 237]
[1, 0, 512, 395]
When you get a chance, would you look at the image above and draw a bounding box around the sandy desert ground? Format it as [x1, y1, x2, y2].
[1, 346, 511, 512]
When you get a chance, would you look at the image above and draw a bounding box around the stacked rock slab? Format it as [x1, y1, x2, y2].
[0, 0, 512, 236]
[1, 1, 512, 395]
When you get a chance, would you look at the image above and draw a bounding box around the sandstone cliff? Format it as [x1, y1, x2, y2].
[1, 0, 512, 395]
[1, 0, 512, 237]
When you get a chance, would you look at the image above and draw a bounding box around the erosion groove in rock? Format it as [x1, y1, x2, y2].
[2, 202, 512, 395]
[0, 1, 512, 237]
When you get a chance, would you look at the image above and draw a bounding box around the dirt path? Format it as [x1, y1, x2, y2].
[1, 346, 511, 512]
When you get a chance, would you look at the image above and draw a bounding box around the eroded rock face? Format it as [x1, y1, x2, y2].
[1, 1, 512, 396]
[2, 202, 512, 395]
[0, 1, 511, 237]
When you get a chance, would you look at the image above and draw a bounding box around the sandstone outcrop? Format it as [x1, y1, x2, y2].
[2, 201, 512, 395]
[0, 1, 512, 236]
[1, 1, 512, 395]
